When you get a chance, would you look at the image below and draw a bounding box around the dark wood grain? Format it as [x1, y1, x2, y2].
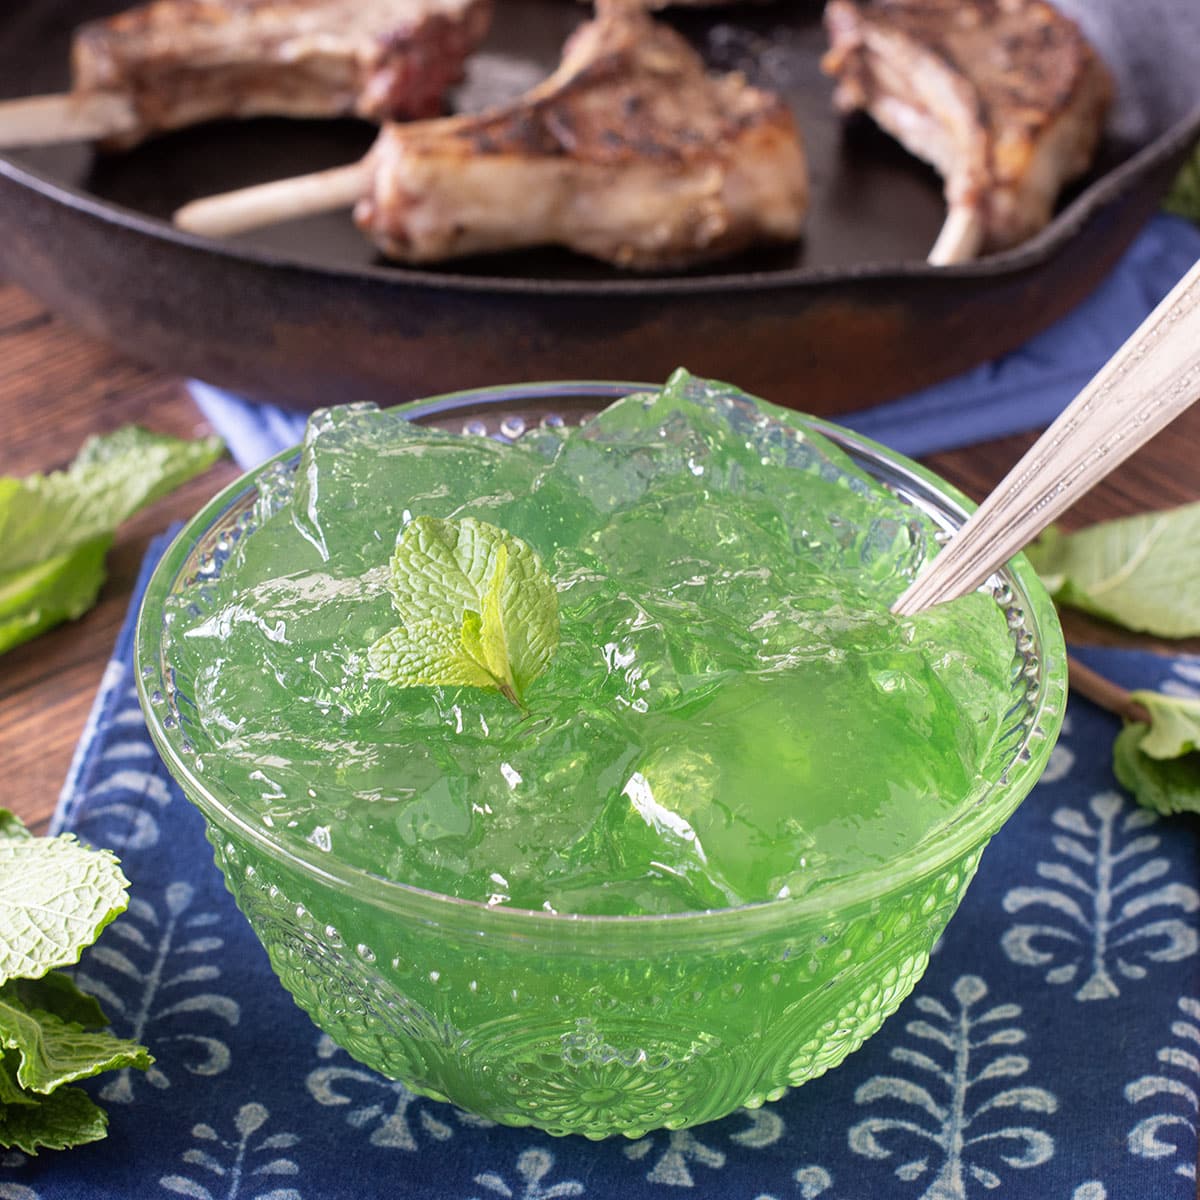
[3, 279, 1200, 839]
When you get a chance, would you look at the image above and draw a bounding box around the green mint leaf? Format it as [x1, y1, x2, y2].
[0, 836, 130, 984]
[0, 536, 111, 655]
[1165, 141, 1200, 223]
[0, 810, 31, 841]
[1113, 724, 1200, 817]
[1129, 689, 1200, 760]
[370, 516, 558, 705]
[0, 1052, 36, 1108]
[0, 428, 223, 574]
[0, 428, 222, 655]
[0, 994, 152, 1094]
[0, 1079, 108, 1154]
[1, 975, 108, 1031]
[369, 618, 498, 692]
[1025, 506, 1200, 637]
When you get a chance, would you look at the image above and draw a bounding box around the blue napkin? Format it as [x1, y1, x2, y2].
[189, 214, 1200, 469]
[3, 532, 1198, 1199]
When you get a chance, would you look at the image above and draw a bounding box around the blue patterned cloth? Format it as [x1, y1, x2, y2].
[188, 214, 1200, 469]
[2, 531, 1198, 1199]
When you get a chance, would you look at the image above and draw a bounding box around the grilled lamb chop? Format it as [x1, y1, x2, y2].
[176, 4, 808, 269]
[822, 0, 1113, 263]
[0, 0, 493, 150]
[357, 6, 809, 267]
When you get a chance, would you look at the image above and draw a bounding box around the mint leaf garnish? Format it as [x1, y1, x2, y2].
[1128, 690, 1200, 760]
[369, 516, 559, 706]
[1025, 507, 1200, 637]
[1110, 689, 1200, 818]
[1, 975, 107, 1031]
[1165, 141, 1200, 224]
[0, 993, 152, 1094]
[0, 1081, 108, 1155]
[0, 835, 130, 984]
[0, 427, 224, 654]
[0, 809, 31, 841]
[0, 537, 111, 655]
[1113, 724, 1200, 817]
[0, 818, 150, 1153]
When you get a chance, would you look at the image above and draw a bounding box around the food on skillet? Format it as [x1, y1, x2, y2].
[822, 0, 1112, 264]
[174, 1, 808, 269]
[0, 0, 493, 150]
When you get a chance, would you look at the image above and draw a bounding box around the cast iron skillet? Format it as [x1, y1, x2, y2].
[0, 0, 1197, 414]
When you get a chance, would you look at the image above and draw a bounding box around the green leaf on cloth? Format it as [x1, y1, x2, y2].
[0, 834, 129, 983]
[1113, 723, 1200, 817]
[1025, 506, 1200, 636]
[1130, 689, 1200, 759]
[0, 1079, 108, 1155]
[1, 974, 108, 1031]
[0, 427, 222, 654]
[1165, 141, 1200, 223]
[0, 992, 152, 1094]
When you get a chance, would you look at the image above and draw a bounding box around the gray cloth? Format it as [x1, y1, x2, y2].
[1054, 0, 1200, 143]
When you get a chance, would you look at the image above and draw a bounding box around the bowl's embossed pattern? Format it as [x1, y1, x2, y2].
[207, 824, 985, 1136]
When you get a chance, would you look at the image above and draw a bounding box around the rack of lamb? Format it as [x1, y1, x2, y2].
[822, 0, 1112, 263]
[174, 3, 809, 270]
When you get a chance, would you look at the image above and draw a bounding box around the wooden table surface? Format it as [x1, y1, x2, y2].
[4, 277, 1200, 835]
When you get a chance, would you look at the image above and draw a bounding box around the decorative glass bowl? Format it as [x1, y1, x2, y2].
[135, 383, 1066, 1139]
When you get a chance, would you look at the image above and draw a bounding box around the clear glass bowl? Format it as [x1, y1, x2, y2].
[135, 382, 1066, 1139]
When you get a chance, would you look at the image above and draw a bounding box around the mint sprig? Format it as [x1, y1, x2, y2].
[0, 426, 224, 655]
[1026, 507, 1200, 638]
[0, 809, 152, 1153]
[368, 516, 559, 707]
[0, 835, 129, 983]
[1111, 690, 1200, 819]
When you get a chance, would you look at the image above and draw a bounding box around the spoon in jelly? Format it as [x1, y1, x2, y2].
[893, 256, 1200, 617]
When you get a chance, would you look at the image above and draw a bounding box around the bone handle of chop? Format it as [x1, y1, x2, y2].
[0, 91, 139, 147]
[174, 161, 372, 238]
[893, 255, 1200, 615]
[927, 204, 985, 265]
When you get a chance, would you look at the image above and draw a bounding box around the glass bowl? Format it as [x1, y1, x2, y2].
[135, 382, 1066, 1139]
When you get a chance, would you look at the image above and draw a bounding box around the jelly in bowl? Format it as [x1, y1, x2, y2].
[136, 373, 1065, 1138]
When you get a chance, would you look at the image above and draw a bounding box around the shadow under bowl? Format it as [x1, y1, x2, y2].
[134, 382, 1066, 1138]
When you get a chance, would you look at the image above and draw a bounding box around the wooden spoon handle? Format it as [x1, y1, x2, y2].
[893, 256, 1200, 616]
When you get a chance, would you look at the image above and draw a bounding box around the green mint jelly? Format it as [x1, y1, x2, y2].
[164, 372, 1015, 916]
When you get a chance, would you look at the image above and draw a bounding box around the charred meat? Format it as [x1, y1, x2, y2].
[173, 3, 807, 268]
[353, 5, 808, 268]
[822, 0, 1112, 259]
[72, 0, 493, 148]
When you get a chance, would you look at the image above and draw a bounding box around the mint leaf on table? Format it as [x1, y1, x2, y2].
[0, 992, 151, 1094]
[0, 426, 223, 654]
[1165, 141, 1200, 223]
[0, 536, 111, 655]
[1113, 724, 1200, 817]
[0, 835, 129, 983]
[0, 810, 152, 1153]
[1112, 689, 1200, 817]
[1, 975, 107, 1031]
[369, 516, 559, 707]
[0, 808, 31, 841]
[1025, 506, 1200, 637]
[0, 1082, 108, 1156]
[1129, 689, 1200, 759]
